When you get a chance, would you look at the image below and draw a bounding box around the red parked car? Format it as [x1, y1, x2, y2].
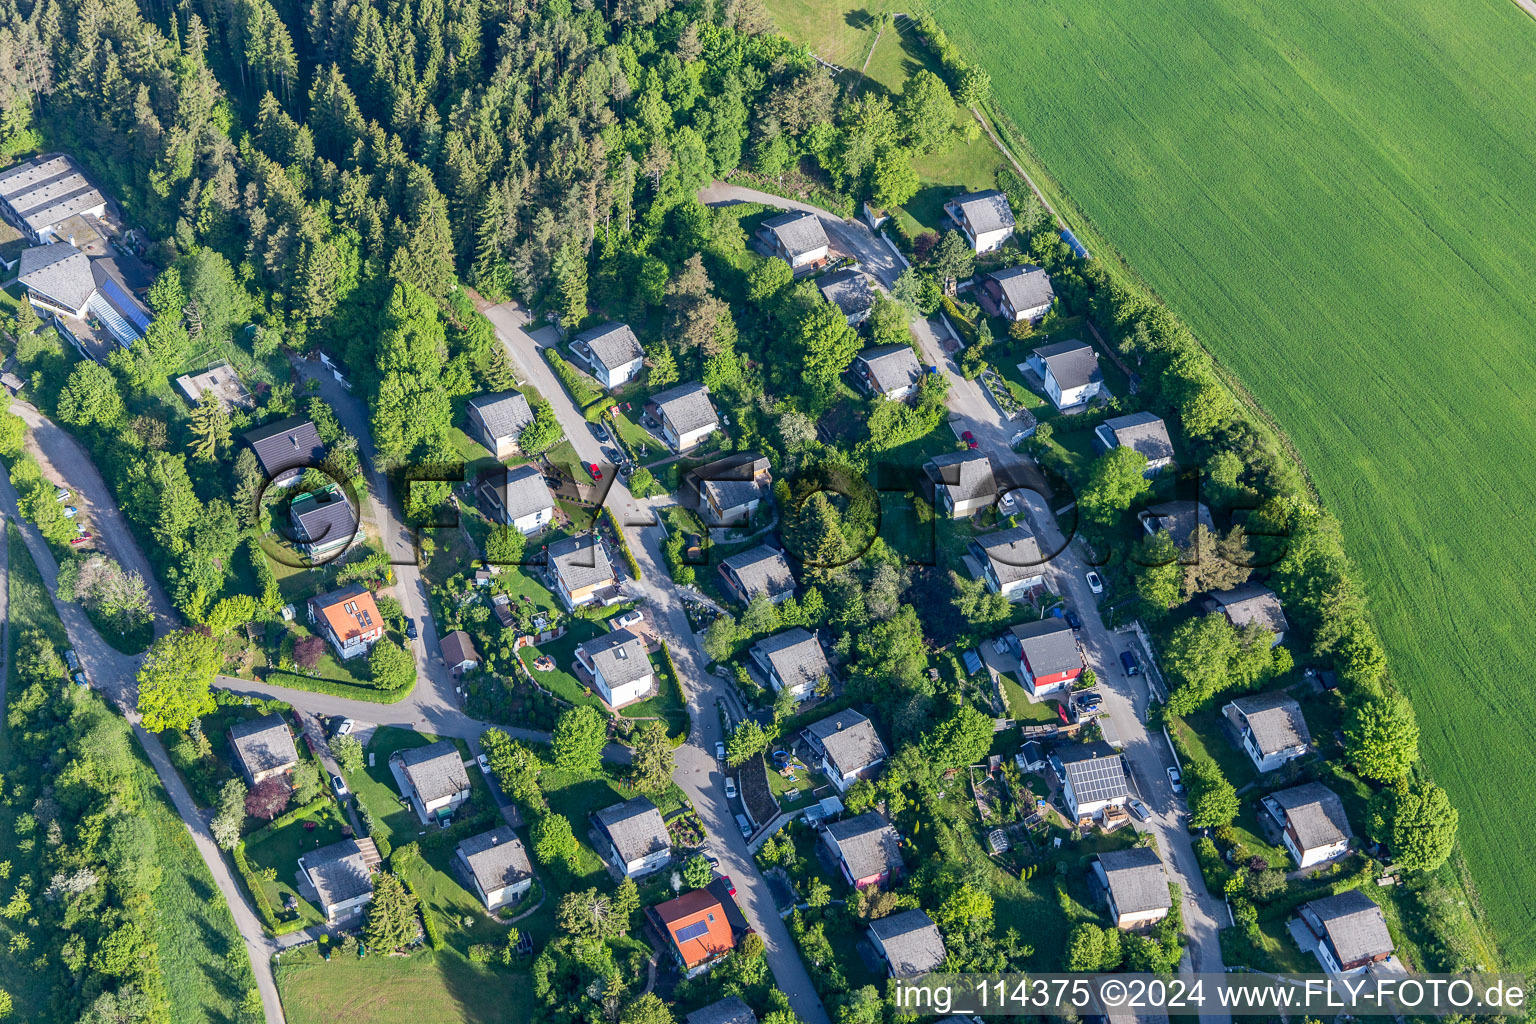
[961, 430, 979, 449]
[70, 533, 93, 545]
[587, 463, 603, 481]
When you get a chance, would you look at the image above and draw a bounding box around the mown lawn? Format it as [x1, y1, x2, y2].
[936, 0, 1536, 966]
[245, 800, 351, 924]
[517, 617, 607, 708]
[276, 947, 533, 1024]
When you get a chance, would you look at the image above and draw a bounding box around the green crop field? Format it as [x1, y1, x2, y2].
[925, 0, 1536, 966]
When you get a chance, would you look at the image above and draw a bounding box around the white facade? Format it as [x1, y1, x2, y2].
[510, 504, 554, 535]
[1282, 829, 1349, 870]
[593, 666, 654, 709]
[666, 420, 718, 451]
[597, 355, 643, 389]
[1040, 371, 1101, 411]
[969, 226, 1012, 253]
[613, 841, 670, 879]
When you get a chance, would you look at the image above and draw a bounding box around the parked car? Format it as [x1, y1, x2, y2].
[612, 609, 642, 629]
[587, 463, 603, 481]
[724, 776, 738, 800]
[405, 618, 418, 640]
[64, 649, 81, 672]
[476, 754, 491, 775]
[54, 487, 69, 502]
[1127, 796, 1151, 822]
[1120, 650, 1141, 676]
[1166, 766, 1184, 794]
[735, 813, 752, 838]
[333, 718, 355, 737]
[718, 874, 736, 896]
[1064, 608, 1083, 630]
[589, 421, 610, 443]
[603, 446, 622, 464]
[961, 430, 979, 450]
[992, 636, 1010, 654]
[1085, 570, 1104, 594]
[62, 506, 79, 519]
[330, 773, 349, 797]
[714, 741, 726, 761]
[70, 533, 92, 545]
[73, 671, 89, 688]
[1076, 691, 1103, 710]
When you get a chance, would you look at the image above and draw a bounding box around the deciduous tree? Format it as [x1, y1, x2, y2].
[552, 705, 607, 777]
[136, 630, 221, 732]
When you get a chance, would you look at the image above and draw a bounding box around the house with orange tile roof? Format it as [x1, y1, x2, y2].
[647, 878, 748, 977]
[307, 584, 384, 660]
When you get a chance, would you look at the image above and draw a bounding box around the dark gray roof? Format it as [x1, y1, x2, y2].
[1032, 339, 1101, 390]
[975, 526, 1043, 584]
[547, 534, 614, 590]
[1056, 742, 1128, 805]
[1010, 617, 1081, 676]
[751, 628, 829, 693]
[701, 477, 762, 512]
[440, 630, 480, 667]
[825, 812, 903, 881]
[804, 711, 887, 776]
[244, 416, 325, 479]
[398, 740, 470, 804]
[818, 268, 874, 316]
[1140, 501, 1216, 546]
[18, 242, 93, 310]
[1306, 889, 1394, 965]
[686, 996, 757, 1024]
[458, 826, 532, 893]
[576, 321, 644, 371]
[927, 450, 997, 504]
[578, 628, 652, 689]
[1267, 782, 1351, 851]
[492, 464, 555, 523]
[300, 839, 374, 909]
[761, 210, 829, 258]
[1207, 583, 1289, 635]
[650, 382, 718, 435]
[988, 264, 1054, 311]
[721, 545, 795, 600]
[0, 154, 106, 234]
[1100, 411, 1173, 463]
[290, 485, 358, 548]
[868, 909, 946, 977]
[1229, 692, 1310, 756]
[949, 190, 1015, 235]
[858, 344, 922, 394]
[594, 797, 670, 863]
[1098, 847, 1171, 915]
[468, 390, 534, 440]
[228, 714, 298, 776]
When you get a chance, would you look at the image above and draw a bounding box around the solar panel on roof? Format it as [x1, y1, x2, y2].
[674, 919, 711, 943]
[1068, 757, 1128, 804]
[98, 275, 151, 333]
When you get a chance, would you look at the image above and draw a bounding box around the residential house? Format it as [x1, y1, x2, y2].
[718, 545, 795, 605]
[757, 210, 830, 271]
[749, 628, 830, 702]
[456, 827, 533, 911]
[245, 416, 325, 489]
[980, 264, 1054, 322]
[943, 189, 1015, 252]
[867, 909, 946, 978]
[817, 268, 875, 326]
[441, 630, 481, 674]
[395, 740, 471, 824]
[1262, 782, 1351, 868]
[685, 995, 757, 1024]
[1138, 501, 1216, 549]
[575, 629, 655, 708]
[0, 153, 108, 243]
[1095, 412, 1174, 476]
[593, 797, 672, 878]
[1026, 340, 1103, 410]
[175, 363, 254, 411]
[1296, 889, 1395, 974]
[686, 453, 772, 526]
[853, 345, 923, 400]
[1008, 618, 1084, 696]
[1203, 583, 1289, 645]
[571, 322, 645, 389]
[480, 464, 556, 535]
[646, 382, 719, 451]
[926, 451, 998, 518]
[546, 534, 620, 610]
[299, 838, 378, 923]
[465, 391, 536, 460]
[306, 585, 383, 660]
[969, 526, 1045, 599]
[1094, 847, 1172, 929]
[803, 711, 888, 792]
[1054, 742, 1130, 822]
[18, 242, 152, 357]
[227, 714, 298, 784]
[1015, 740, 1047, 773]
[289, 484, 358, 560]
[822, 812, 903, 889]
[1222, 692, 1310, 772]
[648, 878, 748, 976]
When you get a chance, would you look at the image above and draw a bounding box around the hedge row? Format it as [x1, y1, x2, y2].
[543, 348, 604, 409]
[655, 640, 693, 746]
[402, 873, 443, 950]
[262, 670, 414, 704]
[604, 507, 643, 581]
[233, 841, 281, 931]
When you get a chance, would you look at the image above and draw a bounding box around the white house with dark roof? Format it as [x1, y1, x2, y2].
[822, 812, 903, 889]
[440, 630, 481, 674]
[980, 264, 1054, 322]
[646, 382, 719, 451]
[300, 838, 378, 923]
[969, 526, 1045, 599]
[1203, 583, 1289, 645]
[289, 483, 358, 560]
[466, 391, 536, 460]
[1054, 742, 1130, 822]
[0, 154, 108, 243]
[802, 711, 887, 792]
[943, 189, 1015, 252]
[867, 909, 947, 977]
[1296, 889, 1395, 974]
[1139, 500, 1216, 549]
[1095, 412, 1174, 476]
[1223, 692, 1310, 772]
[547, 534, 620, 609]
[718, 545, 795, 605]
[572, 322, 645, 389]
[817, 268, 875, 326]
[1008, 617, 1084, 696]
[576, 628, 655, 708]
[481, 464, 556, 535]
[684, 454, 771, 526]
[926, 450, 998, 518]
[1027, 339, 1103, 410]
[18, 241, 153, 357]
[749, 628, 830, 702]
[394, 740, 471, 825]
[1263, 782, 1351, 868]
[685, 996, 757, 1024]
[757, 210, 830, 271]
[228, 714, 298, 784]
[1094, 847, 1172, 929]
[853, 344, 923, 400]
[456, 826, 533, 910]
[244, 416, 325, 489]
[593, 797, 672, 877]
